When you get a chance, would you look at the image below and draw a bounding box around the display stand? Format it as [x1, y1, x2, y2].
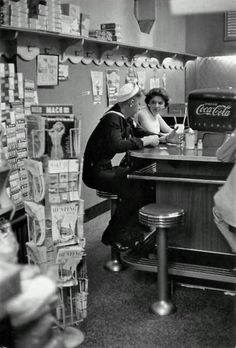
[24, 108, 88, 331]
[0, 125, 16, 220]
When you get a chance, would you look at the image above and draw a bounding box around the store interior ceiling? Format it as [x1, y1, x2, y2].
[169, 0, 236, 15]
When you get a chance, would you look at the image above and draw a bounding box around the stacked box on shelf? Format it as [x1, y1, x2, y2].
[61, 3, 80, 35]
[46, 0, 62, 33]
[0, 63, 30, 209]
[89, 29, 113, 41]
[0, 0, 10, 26]
[24, 79, 38, 114]
[28, 0, 47, 31]
[24, 103, 87, 327]
[12, 102, 28, 202]
[9, 0, 28, 28]
[100, 22, 123, 42]
[80, 13, 90, 37]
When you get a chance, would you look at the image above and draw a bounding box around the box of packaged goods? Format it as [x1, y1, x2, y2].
[80, 13, 90, 37]
[61, 14, 80, 35]
[47, 0, 61, 33]
[89, 29, 113, 41]
[0, 64, 31, 208]
[9, 0, 28, 28]
[61, 3, 80, 19]
[100, 23, 122, 42]
[28, 1, 47, 30]
[0, 0, 10, 26]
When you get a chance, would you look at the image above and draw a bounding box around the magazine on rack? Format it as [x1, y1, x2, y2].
[24, 159, 45, 202]
[28, 104, 76, 159]
[51, 202, 79, 246]
[56, 244, 84, 285]
[24, 201, 46, 246]
[26, 114, 46, 158]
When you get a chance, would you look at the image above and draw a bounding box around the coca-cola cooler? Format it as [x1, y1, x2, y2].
[188, 88, 236, 132]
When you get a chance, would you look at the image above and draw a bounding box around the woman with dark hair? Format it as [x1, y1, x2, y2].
[135, 88, 181, 144]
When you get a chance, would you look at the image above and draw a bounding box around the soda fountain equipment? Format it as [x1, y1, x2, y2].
[188, 88, 236, 147]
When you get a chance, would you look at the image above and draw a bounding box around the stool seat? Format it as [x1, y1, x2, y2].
[96, 190, 118, 200]
[139, 204, 185, 228]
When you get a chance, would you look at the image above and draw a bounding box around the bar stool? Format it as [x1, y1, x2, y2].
[96, 190, 125, 272]
[139, 204, 185, 316]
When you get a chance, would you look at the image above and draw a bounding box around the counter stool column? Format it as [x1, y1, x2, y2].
[96, 190, 124, 272]
[139, 204, 185, 316]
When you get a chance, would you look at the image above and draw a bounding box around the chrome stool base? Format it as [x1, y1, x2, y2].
[139, 204, 185, 315]
[151, 300, 176, 316]
[96, 190, 124, 273]
[104, 246, 125, 272]
[104, 259, 124, 272]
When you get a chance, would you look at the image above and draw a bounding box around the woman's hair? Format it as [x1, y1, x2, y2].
[144, 88, 169, 108]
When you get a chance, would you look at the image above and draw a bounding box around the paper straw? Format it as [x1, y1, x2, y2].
[182, 103, 188, 126]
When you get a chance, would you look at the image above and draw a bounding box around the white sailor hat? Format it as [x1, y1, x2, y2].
[117, 83, 140, 103]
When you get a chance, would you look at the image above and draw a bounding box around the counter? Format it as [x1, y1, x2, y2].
[129, 144, 220, 162]
[123, 144, 235, 290]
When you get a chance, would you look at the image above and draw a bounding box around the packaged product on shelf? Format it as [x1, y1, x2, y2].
[24, 78, 38, 111]
[80, 13, 90, 37]
[61, 14, 80, 35]
[100, 22, 122, 29]
[0, 63, 15, 78]
[61, 3, 80, 18]
[0, 0, 10, 26]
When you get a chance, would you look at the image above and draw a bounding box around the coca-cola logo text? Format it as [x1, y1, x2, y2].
[196, 103, 231, 117]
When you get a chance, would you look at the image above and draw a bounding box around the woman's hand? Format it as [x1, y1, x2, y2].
[165, 128, 184, 144]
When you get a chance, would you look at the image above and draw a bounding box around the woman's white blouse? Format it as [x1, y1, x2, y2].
[135, 107, 161, 134]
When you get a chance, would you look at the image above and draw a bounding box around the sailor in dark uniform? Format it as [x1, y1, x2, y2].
[83, 83, 159, 250]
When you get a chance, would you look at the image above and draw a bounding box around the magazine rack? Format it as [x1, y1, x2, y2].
[24, 111, 87, 329]
[25, 157, 87, 327]
[0, 167, 16, 220]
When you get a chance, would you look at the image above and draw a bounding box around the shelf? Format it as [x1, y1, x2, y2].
[0, 25, 198, 66]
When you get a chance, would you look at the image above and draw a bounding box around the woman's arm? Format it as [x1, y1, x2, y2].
[136, 110, 159, 134]
[158, 114, 172, 134]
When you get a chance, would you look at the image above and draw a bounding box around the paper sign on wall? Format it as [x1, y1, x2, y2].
[90, 71, 103, 104]
[106, 69, 120, 107]
[150, 77, 160, 89]
[137, 70, 146, 90]
[37, 54, 59, 87]
[126, 67, 138, 84]
[59, 64, 69, 81]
